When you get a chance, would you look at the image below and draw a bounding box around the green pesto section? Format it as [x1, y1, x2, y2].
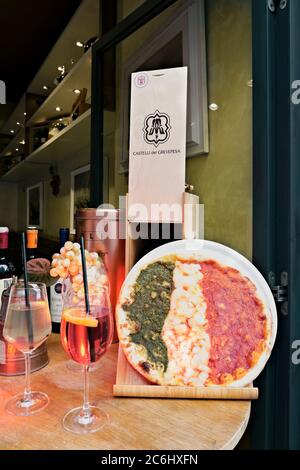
[122, 261, 174, 371]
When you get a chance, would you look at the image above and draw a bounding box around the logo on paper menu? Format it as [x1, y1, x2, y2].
[143, 110, 171, 147]
[134, 73, 149, 88]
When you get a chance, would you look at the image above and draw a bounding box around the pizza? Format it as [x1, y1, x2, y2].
[116, 250, 275, 387]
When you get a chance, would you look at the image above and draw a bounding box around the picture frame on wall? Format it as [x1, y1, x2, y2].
[119, 0, 208, 173]
[26, 182, 43, 229]
[70, 164, 90, 234]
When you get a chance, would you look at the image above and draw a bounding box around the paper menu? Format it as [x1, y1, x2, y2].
[128, 67, 188, 223]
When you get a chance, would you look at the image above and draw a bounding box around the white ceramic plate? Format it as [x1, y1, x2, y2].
[118, 239, 278, 387]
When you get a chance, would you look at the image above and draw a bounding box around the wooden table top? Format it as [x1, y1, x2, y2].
[0, 335, 251, 450]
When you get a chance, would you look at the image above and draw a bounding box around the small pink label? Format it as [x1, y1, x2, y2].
[134, 73, 149, 88]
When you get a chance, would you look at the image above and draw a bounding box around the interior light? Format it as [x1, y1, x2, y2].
[73, 89, 81, 94]
[10, 130, 14, 134]
[76, 41, 84, 47]
[43, 85, 49, 90]
[209, 103, 219, 111]
[55, 106, 62, 112]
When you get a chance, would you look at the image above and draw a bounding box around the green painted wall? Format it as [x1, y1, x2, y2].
[187, 0, 252, 259]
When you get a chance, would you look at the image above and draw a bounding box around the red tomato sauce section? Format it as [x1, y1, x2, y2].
[199, 260, 267, 385]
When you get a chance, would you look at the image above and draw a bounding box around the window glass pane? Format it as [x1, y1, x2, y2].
[102, 0, 252, 259]
[117, 0, 146, 22]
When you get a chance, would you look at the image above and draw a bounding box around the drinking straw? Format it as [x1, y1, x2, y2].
[21, 232, 34, 345]
[80, 235, 91, 315]
[21, 232, 30, 307]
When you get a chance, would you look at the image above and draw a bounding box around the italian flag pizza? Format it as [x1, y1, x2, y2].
[116, 245, 276, 388]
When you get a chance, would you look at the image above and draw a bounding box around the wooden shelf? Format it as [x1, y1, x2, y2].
[27, 0, 99, 97]
[1, 0, 98, 130]
[0, 0, 98, 184]
[1, 109, 91, 182]
[0, 127, 25, 157]
[0, 94, 26, 135]
[28, 48, 92, 125]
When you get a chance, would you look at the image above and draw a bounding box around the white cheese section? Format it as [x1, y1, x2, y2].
[162, 260, 211, 386]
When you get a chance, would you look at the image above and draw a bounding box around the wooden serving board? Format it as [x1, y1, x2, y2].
[113, 346, 258, 400]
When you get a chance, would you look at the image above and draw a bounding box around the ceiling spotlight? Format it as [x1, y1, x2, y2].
[76, 41, 84, 47]
[57, 65, 65, 72]
[43, 85, 49, 90]
[73, 89, 81, 94]
[24, 112, 27, 116]
[55, 106, 62, 112]
[16, 121, 21, 126]
[10, 130, 14, 134]
[15, 148, 19, 152]
[19, 140, 25, 145]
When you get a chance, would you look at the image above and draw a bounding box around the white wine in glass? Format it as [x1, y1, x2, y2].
[3, 281, 52, 415]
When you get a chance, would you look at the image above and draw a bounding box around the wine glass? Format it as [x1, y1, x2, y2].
[60, 280, 113, 433]
[66, 356, 102, 372]
[3, 281, 52, 415]
[62, 277, 106, 373]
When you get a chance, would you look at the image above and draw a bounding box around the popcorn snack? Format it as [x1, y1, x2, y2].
[50, 241, 108, 304]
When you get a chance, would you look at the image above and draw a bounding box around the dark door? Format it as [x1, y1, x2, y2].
[252, 0, 300, 449]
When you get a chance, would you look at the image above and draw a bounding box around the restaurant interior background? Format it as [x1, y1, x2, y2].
[0, 0, 299, 450]
[0, 0, 252, 254]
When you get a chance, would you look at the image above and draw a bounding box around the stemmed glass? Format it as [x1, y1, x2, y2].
[3, 281, 52, 415]
[66, 357, 101, 372]
[60, 278, 114, 433]
[63, 276, 107, 373]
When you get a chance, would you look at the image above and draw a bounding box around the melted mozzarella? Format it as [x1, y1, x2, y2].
[162, 260, 211, 386]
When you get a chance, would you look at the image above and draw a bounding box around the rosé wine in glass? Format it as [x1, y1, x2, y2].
[60, 305, 113, 365]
